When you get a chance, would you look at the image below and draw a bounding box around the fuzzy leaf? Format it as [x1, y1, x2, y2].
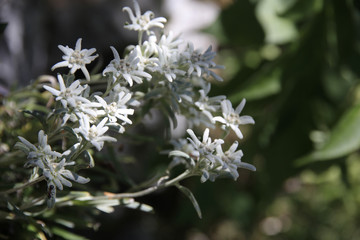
[169, 150, 191, 159]
[176, 184, 202, 219]
[84, 150, 95, 168]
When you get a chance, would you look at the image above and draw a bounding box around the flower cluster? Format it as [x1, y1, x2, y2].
[17, 130, 89, 207]
[16, 0, 255, 208]
[169, 128, 256, 183]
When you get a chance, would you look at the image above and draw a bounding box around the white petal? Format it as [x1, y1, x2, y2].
[75, 38, 82, 51]
[230, 125, 243, 139]
[239, 116, 255, 125]
[43, 85, 61, 96]
[235, 99, 246, 114]
[51, 61, 70, 71]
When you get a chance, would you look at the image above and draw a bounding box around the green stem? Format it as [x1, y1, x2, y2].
[0, 176, 45, 195]
[93, 169, 192, 201]
[138, 31, 144, 46]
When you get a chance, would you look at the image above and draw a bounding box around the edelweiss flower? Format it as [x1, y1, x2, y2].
[43, 74, 88, 108]
[157, 31, 183, 55]
[123, 0, 167, 33]
[74, 116, 117, 151]
[183, 44, 223, 81]
[94, 95, 134, 124]
[52, 38, 98, 80]
[133, 45, 158, 70]
[18, 130, 61, 168]
[186, 128, 224, 164]
[195, 83, 225, 122]
[149, 50, 186, 82]
[215, 141, 256, 180]
[186, 128, 224, 182]
[213, 99, 255, 139]
[103, 47, 152, 86]
[43, 158, 90, 191]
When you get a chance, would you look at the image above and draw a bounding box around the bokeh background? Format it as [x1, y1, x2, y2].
[2, 0, 360, 239]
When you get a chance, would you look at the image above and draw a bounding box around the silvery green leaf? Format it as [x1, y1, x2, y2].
[238, 162, 256, 171]
[62, 171, 90, 184]
[169, 150, 191, 159]
[84, 150, 95, 168]
[63, 143, 80, 161]
[14, 141, 30, 154]
[176, 184, 202, 219]
[62, 126, 78, 138]
[48, 108, 68, 120]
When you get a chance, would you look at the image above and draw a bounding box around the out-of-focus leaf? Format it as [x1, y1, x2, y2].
[52, 227, 89, 240]
[220, 0, 264, 47]
[22, 110, 47, 128]
[296, 103, 360, 165]
[281, 0, 324, 21]
[176, 184, 202, 219]
[229, 68, 281, 101]
[14, 142, 30, 153]
[256, 0, 298, 44]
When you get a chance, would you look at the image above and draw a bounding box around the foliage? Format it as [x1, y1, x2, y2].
[200, 0, 360, 239]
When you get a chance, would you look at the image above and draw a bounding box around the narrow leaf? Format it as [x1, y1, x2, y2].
[169, 150, 191, 159]
[176, 184, 202, 219]
[84, 150, 95, 168]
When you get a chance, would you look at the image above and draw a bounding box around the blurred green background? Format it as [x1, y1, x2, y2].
[2, 0, 360, 239]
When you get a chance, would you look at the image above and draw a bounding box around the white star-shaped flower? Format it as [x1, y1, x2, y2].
[43, 74, 88, 108]
[183, 44, 223, 81]
[94, 94, 134, 124]
[52, 38, 98, 80]
[74, 116, 117, 151]
[195, 83, 225, 122]
[149, 50, 185, 82]
[215, 141, 256, 180]
[103, 47, 152, 86]
[43, 158, 90, 191]
[213, 99, 255, 139]
[186, 128, 224, 164]
[18, 130, 61, 169]
[123, 0, 167, 33]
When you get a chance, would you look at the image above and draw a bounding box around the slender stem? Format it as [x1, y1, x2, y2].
[138, 31, 144, 46]
[0, 176, 45, 195]
[93, 170, 192, 201]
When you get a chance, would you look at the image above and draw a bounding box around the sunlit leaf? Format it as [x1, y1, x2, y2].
[296, 103, 360, 165]
[229, 68, 281, 101]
